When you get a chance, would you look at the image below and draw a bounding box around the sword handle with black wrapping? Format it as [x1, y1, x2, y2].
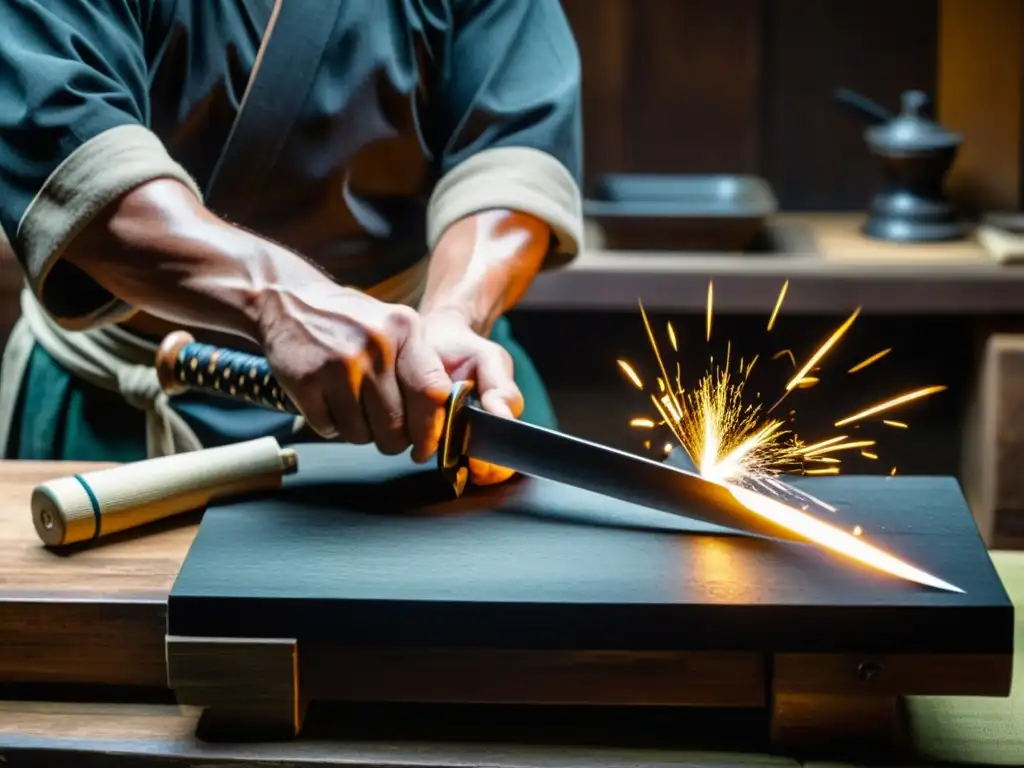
[155, 331, 477, 496]
[156, 331, 297, 413]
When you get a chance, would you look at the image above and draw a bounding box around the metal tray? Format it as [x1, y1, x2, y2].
[583, 174, 779, 251]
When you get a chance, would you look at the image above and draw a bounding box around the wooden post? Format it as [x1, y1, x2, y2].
[938, 0, 1024, 213]
[962, 333, 1024, 547]
[166, 635, 305, 740]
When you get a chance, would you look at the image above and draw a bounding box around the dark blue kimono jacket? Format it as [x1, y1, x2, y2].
[0, 0, 583, 459]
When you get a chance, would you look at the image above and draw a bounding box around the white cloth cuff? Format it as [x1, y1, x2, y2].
[16, 124, 204, 330]
[426, 147, 583, 269]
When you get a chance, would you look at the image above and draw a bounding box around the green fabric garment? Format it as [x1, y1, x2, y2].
[6, 316, 556, 462]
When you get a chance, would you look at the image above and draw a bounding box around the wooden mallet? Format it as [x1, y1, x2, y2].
[32, 333, 304, 547]
[31, 437, 298, 547]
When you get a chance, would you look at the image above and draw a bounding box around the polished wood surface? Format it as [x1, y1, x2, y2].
[0, 460, 195, 687]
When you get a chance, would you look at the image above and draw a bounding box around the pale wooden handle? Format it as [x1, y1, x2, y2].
[31, 436, 298, 547]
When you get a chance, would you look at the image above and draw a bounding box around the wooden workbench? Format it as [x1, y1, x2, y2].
[0, 460, 1022, 766]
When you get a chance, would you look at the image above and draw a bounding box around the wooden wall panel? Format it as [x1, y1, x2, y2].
[562, 0, 763, 180]
[938, 0, 1024, 214]
[623, 0, 763, 175]
[560, 0, 629, 176]
[565, 0, 943, 210]
[759, 0, 939, 211]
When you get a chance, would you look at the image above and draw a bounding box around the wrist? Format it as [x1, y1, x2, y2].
[419, 300, 482, 333]
[247, 246, 345, 344]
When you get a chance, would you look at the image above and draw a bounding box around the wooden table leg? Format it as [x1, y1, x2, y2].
[770, 691, 905, 756]
[166, 635, 305, 740]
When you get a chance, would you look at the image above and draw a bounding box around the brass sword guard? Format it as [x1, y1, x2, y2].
[438, 380, 478, 498]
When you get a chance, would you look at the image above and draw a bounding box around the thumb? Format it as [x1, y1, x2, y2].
[475, 344, 523, 420]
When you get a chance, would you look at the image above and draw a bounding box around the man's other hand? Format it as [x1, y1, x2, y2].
[420, 307, 522, 485]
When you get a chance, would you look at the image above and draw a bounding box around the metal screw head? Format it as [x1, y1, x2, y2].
[857, 662, 882, 682]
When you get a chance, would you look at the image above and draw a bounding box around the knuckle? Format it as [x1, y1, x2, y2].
[406, 367, 448, 397]
[386, 408, 406, 434]
[384, 304, 419, 337]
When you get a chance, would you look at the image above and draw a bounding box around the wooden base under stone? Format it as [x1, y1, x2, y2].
[166, 635, 1011, 755]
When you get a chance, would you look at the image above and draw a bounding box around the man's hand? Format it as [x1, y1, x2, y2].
[420, 307, 522, 485]
[257, 281, 454, 461]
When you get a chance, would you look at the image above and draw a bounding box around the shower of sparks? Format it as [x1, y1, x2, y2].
[620, 282, 946, 484]
[848, 348, 891, 374]
[616, 279, 960, 592]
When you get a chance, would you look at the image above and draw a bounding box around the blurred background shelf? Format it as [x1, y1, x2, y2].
[521, 213, 1023, 315]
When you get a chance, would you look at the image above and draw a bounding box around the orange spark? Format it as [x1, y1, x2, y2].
[804, 439, 876, 457]
[798, 436, 848, 454]
[786, 308, 861, 391]
[617, 359, 643, 390]
[706, 281, 714, 342]
[834, 386, 948, 427]
[883, 420, 908, 429]
[745, 354, 759, 379]
[630, 418, 656, 428]
[767, 280, 788, 332]
[848, 348, 891, 374]
[772, 349, 796, 367]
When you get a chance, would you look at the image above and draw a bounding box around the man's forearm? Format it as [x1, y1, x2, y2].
[418, 209, 550, 335]
[63, 178, 332, 341]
